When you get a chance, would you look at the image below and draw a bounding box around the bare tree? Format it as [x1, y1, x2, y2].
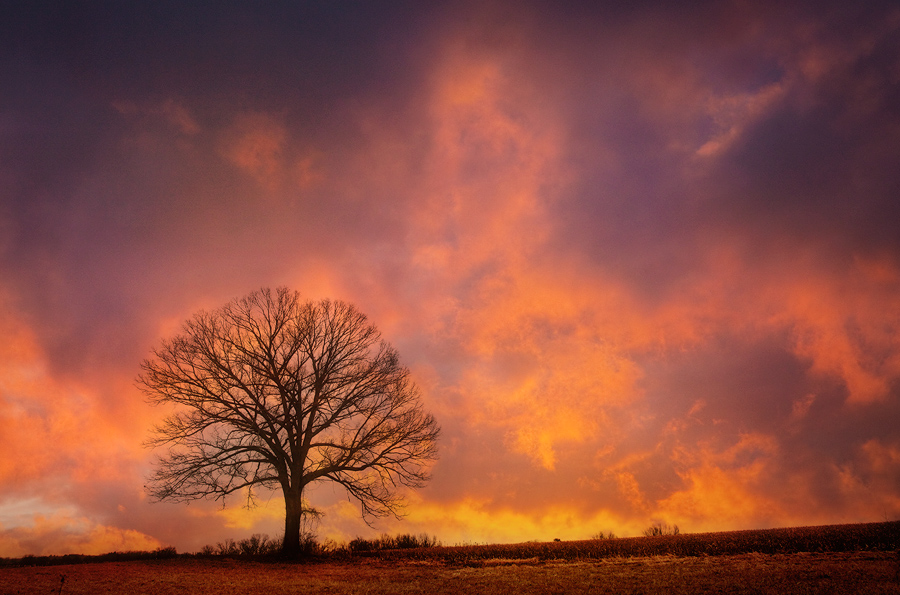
[138, 287, 440, 555]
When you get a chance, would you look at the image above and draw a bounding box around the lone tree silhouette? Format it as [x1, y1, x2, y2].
[139, 287, 440, 555]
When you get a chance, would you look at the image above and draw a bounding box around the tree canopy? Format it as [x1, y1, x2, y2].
[138, 287, 440, 554]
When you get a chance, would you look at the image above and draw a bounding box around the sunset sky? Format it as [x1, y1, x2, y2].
[2, 1, 900, 556]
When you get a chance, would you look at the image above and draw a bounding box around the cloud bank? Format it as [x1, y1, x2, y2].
[1, 0, 899, 553]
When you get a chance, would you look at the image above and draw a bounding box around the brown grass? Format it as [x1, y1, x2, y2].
[1, 522, 898, 594]
[1, 551, 898, 594]
[370, 521, 900, 563]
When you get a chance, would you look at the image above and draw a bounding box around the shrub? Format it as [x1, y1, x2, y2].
[154, 546, 178, 559]
[198, 544, 215, 556]
[642, 523, 680, 537]
[591, 531, 617, 540]
[200, 534, 284, 556]
[349, 532, 440, 553]
[237, 534, 282, 555]
[215, 538, 239, 555]
[298, 531, 321, 556]
[199, 530, 440, 558]
[317, 538, 349, 556]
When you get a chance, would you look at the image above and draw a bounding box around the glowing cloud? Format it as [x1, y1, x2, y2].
[2, 1, 899, 554]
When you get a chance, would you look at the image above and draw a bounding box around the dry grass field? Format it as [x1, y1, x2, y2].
[2, 522, 898, 594]
[1, 552, 898, 595]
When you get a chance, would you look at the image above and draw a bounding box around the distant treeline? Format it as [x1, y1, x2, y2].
[0, 532, 442, 566]
[0, 546, 178, 568]
[2, 521, 897, 567]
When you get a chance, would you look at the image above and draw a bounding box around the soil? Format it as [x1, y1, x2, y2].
[2, 550, 898, 595]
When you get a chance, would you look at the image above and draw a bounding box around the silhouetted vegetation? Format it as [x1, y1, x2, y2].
[197, 534, 283, 556]
[191, 531, 440, 559]
[0, 546, 178, 568]
[369, 521, 900, 564]
[349, 533, 441, 553]
[590, 531, 617, 540]
[642, 523, 680, 537]
[139, 288, 440, 555]
[3, 521, 898, 568]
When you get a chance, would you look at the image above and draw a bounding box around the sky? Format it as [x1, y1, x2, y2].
[1, 0, 900, 556]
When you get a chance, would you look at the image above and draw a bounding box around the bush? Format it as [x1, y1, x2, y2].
[200, 534, 283, 556]
[238, 534, 281, 555]
[349, 532, 440, 553]
[153, 546, 179, 559]
[317, 538, 350, 557]
[215, 538, 239, 555]
[591, 531, 617, 540]
[199, 530, 440, 558]
[642, 523, 680, 537]
[297, 531, 321, 556]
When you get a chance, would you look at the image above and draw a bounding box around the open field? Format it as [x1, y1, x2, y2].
[1, 552, 898, 595]
[370, 521, 900, 563]
[2, 522, 898, 594]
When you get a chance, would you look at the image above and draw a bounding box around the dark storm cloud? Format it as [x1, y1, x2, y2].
[719, 45, 900, 256]
[0, 1, 434, 379]
[538, 0, 900, 293]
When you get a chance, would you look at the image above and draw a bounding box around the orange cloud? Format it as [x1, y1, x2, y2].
[0, 291, 163, 522]
[363, 496, 633, 545]
[696, 83, 785, 157]
[5, 1, 900, 557]
[0, 350, 149, 489]
[0, 513, 162, 557]
[657, 433, 782, 530]
[217, 110, 325, 196]
[396, 43, 660, 470]
[219, 112, 287, 189]
[768, 254, 900, 404]
[0, 308, 73, 485]
[295, 90, 900, 535]
[328, 26, 900, 492]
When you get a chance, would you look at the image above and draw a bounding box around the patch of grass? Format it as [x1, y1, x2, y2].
[2, 551, 899, 594]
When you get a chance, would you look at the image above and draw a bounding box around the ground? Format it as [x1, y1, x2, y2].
[1, 551, 898, 595]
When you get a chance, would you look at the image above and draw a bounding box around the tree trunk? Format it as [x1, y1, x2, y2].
[282, 485, 303, 556]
